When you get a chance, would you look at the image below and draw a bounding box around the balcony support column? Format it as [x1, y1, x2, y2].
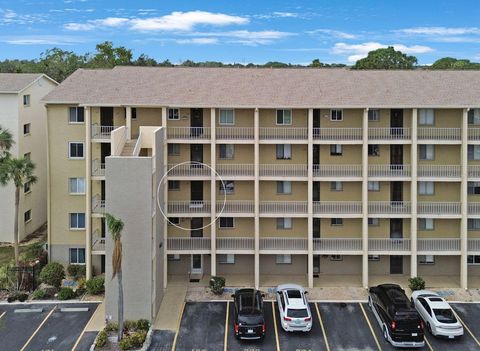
[411, 108, 418, 278]
[461, 108, 469, 289]
[85, 106, 92, 280]
[126, 106, 132, 140]
[362, 108, 369, 288]
[254, 108, 260, 289]
[162, 107, 168, 289]
[210, 108, 217, 277]
[307, 108, 314, 289]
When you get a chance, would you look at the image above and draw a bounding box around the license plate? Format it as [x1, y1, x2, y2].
[412, 333, 418, 336]
[247, 329, 253, 333]
[295, 319, 301, 325]
[449, 335, 454, 339]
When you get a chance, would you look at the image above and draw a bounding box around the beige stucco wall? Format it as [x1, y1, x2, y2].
[259, 254, 307, 275]
[369, 256, 411, 275]
[259, 144, 308, 164]
[320, 218, 362, 238]
[318, 255, 363, 275]
[259, 218, 308, 238]
[259, 180, 307, 201]
[417, 256, 460, 276]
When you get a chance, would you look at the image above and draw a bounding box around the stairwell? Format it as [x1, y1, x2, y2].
[121, 139, 137, 156]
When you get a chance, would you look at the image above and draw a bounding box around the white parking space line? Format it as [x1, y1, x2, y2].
[453, 310, 480, 348]
[223, 300, 229, 351]
[271, 301, 280, 351]
[171, 301, 185, 351]
[315, 303, 331, 351]
[424, 335, 435, 351]
[359, 303, 382, 351]
[19, 305, 56, 351]
[0, 311, 5, 320]
[71, 304, 100, 351]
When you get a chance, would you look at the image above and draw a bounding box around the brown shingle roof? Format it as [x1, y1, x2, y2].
[0, 73, 45, 93]
[43, 66, 480, 108]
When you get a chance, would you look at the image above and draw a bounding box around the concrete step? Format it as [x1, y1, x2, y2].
[121, 140, 137, 156]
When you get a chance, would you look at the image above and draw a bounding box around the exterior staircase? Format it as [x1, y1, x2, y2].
[121, 139, 137, 156]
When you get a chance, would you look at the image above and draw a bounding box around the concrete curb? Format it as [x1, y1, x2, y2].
[0, 300, 103, 305]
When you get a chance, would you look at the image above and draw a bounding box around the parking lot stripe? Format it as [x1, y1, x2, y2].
[171, 301, 186, 351]
[71, 304, 100, 351]
[0, 311, 5, 320]
[315, 303, 331, 351]
[359, 303, 382, 351]
[424, 335, 435, 351]
[224, 300, 229, 351]
[19, 305, 56, 351]
[271, 301, 280, 351]
[453, 310, 480, 347]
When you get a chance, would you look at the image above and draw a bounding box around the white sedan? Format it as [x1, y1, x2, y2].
[411, 290, 463, 339]
[275, 284, 312, 332]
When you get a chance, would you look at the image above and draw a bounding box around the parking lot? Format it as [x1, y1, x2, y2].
[150, 301, 480, 351]
[0, 302, 98, 351]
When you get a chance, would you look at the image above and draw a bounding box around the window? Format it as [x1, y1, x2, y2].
[167, 254, 180, 261]
[419, 218, 434, 230]
[276, 109, 292, 125]
[69, 178, 85, 194]
[468, 255, 480, 265]
[218, 254, 235, 264]
[219, 180, 235, 194]
[69, 107, 85, 123]
[24, 152, 31, 160]
[24, 210, 31, 222]
[276, 254, 291, 264]
[219, 144, 235, 159]
[368, 144, 380, 156]
[219, 109, 235, 125]
[330, 144, 342, 156]
[468, 182, 480, 195]
[69, 142, 84, 159]
[24, 181, 31, 194]
[69, 248, 86, 264]
[131, 107, 137, 119]
[468, 109, 480, 125]
[368, 109, 380, 121]
[277, 218, 292, 229]
[277, 181, 292, 194]
[368, 255, 380, 261]
[330, 109, 343, 121]
[168, 217, 180, 225]
[330, 255, 343, 261]
[168, 108, 180, 120]
[330, 181, 343, 191]
[219, 217, 234, 228]
[168, 143, 180, 156]
[276, 144, 292, 159]
[23, 94, 30, 106]
[168, 180, 180, 190]
[23, 123, 31, 135]
[69, 213, 86, 229]
[419, 255, 435, 265]
[368, 218, 379, 226]
[469, 145, 480, 161]
[368, 181, 380, 191]
[468, 219, 480, 230]
[331, 218, 343, 226]
[419, 109, 435, 125]
[419, 181, 435, 195]
[420, 145, 435, 160]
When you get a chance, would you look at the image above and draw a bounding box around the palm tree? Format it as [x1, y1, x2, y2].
[105, 213, 125, 341]
[0, 126, 14, 160]
[0, 157, 37, 268]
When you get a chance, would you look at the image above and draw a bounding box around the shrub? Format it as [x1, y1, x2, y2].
[7, 292, 28, 302]
[123, 320, 136, 331]
[209, 276, 225, 295]
[105, 321, 118, 332]
[31, 289, 47, 300]
[86, 276, 105, 295]
[95, 330, 108, 348]
[0, 263, 13, 290]
[67, 264, 86, 280]
[17, 292, 28, 302]
[118, 337, 133, 350]
[136, 319, 150, 331]
[39, 262, 65, 288]
[20, 243, 45, 264]
[57, 287, 76, 300]
[408, 277, 426, 291]
[118, 330, 147, 350]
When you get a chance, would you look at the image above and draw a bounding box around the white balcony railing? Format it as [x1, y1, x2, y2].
[468, 128, 480, 141]
[167, 201, 211, 214]
[417, 238, 460, 252]
[417, 202, 461, 215]
[313, 128, 362, 141]
[92, 230, 105, 251]
[468, 203, 480, 216]
[167, 237, 211, 251]
[216, 127, 254, 140]
[368, 238, 411, 251]
[167, 127, 211, 140]
[468, 239, 480, 252]
[92, 195, 105, 214]
[259, 127, 308, 140]
[216, 237, 255, 250]
[368, 164, 411, 177]
[368, 128, 411, 140]
[313, 238, 362, 252]
[91, 125, 116, 139]
[468, 165, 480, 178]
[418, 165, 461, 178]
[313, 165, 362, 178]
[216, 164, 254, 177]
[313, 201, 362, 214]
[417, 128, 461, 141]
[92, 159, 105, 177]
[368, 201, 411, 214]
[260, 237, 308, 250]
[259, 164, 307, 177]
[167, 164, 210, 177]
[260, 201, 308, 214]
[217, 201, 254, 213]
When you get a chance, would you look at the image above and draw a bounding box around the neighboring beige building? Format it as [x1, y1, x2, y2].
[43, 67, 480, 315]
[0, 73, 57, 243]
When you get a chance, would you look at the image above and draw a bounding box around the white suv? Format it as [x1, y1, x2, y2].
[275, 284, 312, 332]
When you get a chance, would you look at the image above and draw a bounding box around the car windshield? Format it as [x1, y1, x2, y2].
[287, 308, 308, 318]
[286, 290, 302, 299]
[239, 293, 261, 312]
[433, 309, 457, 323]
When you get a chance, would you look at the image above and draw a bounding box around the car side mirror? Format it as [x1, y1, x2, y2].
[304, 291, 308, 295]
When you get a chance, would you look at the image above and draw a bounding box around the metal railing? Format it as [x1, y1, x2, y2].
[216, 164, 254, 177]
[468, 128, 480, 141]
[468, 203, 480, 216]
[313, 164, 362, 177]
[92, 195, 105, 214]
[313, 201, 362, 214]
[417, 128, 461, 140]
[167, 237, 211, 250]
[313, 238, 362, 251]
[260, 201, 308, 214]
[167, 127, 211, 139]
[259, 237, 308, 250]
[368, 238, 411, 251]
[368, 164, 411, 177]
[468, 239, 480, 252]
[216, 127, 254, 140]
[216, 237, 255, 250]
[167, 163, 210, 177]
[92, 230, 105, 251]
[259, 164, 307, 177]
[368, 201, 411, 214]
[167, 201, 211, 214]
[91, 125, 116, 139]
[368, 128, 411, 140]
[417, 238, 460, 252]
[418, 165, 461, 178]
[217, 201, 255, 213]
[313, 128, 362, 141]
[417, 202, 461, 215]
[259, 127, 308, 140]
[468, 165, 480, 178]
[92, 159, 105, 176]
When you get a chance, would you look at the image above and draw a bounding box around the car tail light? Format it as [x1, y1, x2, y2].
[262, 324, 266, 333]
[304, 317, 312, 321]
[284, 316, 292, 321]
[391, 321, 397, 331]
[234, 324, 239, 333]
[419, 321, 424, 330]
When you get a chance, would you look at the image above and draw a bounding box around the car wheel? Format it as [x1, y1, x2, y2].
[383, 326, 389, 341]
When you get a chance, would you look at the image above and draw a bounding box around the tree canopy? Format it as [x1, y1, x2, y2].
[430, 57, 480, 70]
[352, 46, 418, 69]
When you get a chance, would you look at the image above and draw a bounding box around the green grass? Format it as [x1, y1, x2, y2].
[0, 242, 46, 266]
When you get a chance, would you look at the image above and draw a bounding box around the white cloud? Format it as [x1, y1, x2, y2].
[2, 35, 84, 45]
[188, 30, 294, 45]
[254, 12, 299, 19]
[333, 42, 433, 62]
[307, 29, 357, 39]
[397, 27, 480, 36]
[65, 17, 129, 30]
[0, 8, 47, 25]
[175, 38, 219, 45]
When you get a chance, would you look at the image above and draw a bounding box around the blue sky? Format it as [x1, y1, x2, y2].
[1, 0, 479, 64]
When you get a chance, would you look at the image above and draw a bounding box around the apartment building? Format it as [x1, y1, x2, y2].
[0, 73, 57, 243]
[43, 67, 480, 304]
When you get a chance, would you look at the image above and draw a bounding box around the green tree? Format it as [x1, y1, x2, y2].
[105, 213, 125, 341]
[133, 54, 158, 66]
[88, 41, 133, 68]
[309, 59, 325, 67]
[430, 57, 480, 70]
[38, 48, 86, 82]
[353, 46, 418, 69]
[0, 127, 14, 160]
[263, 61, 291, 68]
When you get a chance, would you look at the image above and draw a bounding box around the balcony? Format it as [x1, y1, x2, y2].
[468, 128, 480, 142]
[216, 164, 254, 178]
[92, 159, 105, 177]
[216, 237, 255, 251]
[368, 201, 411, 215]
[313, 128, 362, 142]
[417, 238, 460, 252]
[313, 165, 362, 178]
[468, 165, 480, 179]
[468, 203, 480, 216]
[216, 127, 254, 141]
[259, 237, 307, 252]
[368, 128, 411, 141]
[167, 127, 211, 141]
[418, 165, 461, 179]
[417, 202, 461, 216]
[259, 164, 307, 178]
[259, 127, 308, 141]
[368, 238, 411, 252]
[92, 230, 105, 253]
[167, 237, 211, 252]
[368, 164, 411, 178]
[167, 201, 211, 216]
[468, 239, 480, 253]
[260, 201, 308, 215]
[417, 128, 461, 142]
[91, 125, 115, 140]
[313, 201, 362, 216]
[92, 195, 105, 214]
[167, 164, 210, 177]
[216, 201, 255, 215]
[313, 238, 362, 253]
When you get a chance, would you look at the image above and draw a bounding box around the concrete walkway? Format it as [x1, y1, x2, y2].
[153, 283, 188, 331]
[84, 300, 105, 332]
